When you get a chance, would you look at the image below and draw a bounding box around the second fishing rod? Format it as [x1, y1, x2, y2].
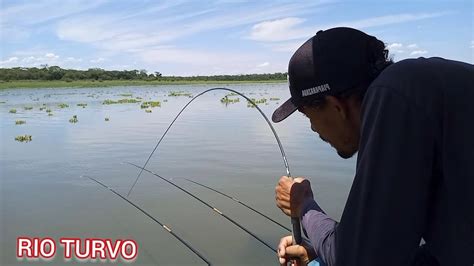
[127, 88, 303, 248]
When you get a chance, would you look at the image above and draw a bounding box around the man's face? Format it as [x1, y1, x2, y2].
[299, 96, 360, 159]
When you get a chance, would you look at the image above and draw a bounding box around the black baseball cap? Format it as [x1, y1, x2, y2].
[272, 27, 378, 123]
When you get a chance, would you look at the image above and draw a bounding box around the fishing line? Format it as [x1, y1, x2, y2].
[126, 162, 277, 253]
[126, 87, 302, 247]
[83, 175, 211, 266]
[183, 178, 291, 232]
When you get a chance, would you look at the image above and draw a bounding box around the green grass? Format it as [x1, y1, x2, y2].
[58, 103, 69, 108]
[15, 120, 26, 125]
[0, 79, 286, 89]
[9, 109, 16, 113]
[15, 135, 32, 142]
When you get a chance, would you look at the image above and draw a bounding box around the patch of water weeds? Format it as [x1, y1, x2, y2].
[15, 120, 26, 125]
[247, 98, 267, 107]
[141, 101, 161, 109]
[103, 98, 141, 105]
[169, 91, 193, 97]
[69, 115, 78, 123]
[15, 135, 32, 143]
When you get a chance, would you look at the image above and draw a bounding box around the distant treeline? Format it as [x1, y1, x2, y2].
[0, 66, 287, 82]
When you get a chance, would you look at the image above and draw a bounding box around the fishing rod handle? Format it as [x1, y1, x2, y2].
[291, 217, 303, 245]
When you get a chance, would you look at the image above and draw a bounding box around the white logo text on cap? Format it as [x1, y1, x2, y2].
[301, 84, 330, 97]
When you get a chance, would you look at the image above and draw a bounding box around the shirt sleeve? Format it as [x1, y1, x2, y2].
[301, 197, 338, 266]
[335, 85, 435, 266]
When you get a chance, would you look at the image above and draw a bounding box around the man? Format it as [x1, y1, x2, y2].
[272, 27, 473, 266]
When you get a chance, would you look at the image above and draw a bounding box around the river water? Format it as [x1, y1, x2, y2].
[0, 83, 356, 265]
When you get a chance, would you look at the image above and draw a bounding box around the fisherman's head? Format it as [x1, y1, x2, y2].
[272, 27, 392, 158]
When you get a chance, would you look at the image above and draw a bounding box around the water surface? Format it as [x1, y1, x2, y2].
[1, 83, 356, 265]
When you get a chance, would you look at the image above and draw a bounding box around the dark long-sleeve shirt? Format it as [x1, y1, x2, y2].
[300, 58, 474, 266]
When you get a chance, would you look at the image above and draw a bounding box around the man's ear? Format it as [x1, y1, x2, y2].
[325, 95, 348, 120]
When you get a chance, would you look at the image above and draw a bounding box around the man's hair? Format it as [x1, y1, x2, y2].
[302, 38, 393, 109]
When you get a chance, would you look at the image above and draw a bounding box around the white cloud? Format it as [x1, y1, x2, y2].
[329, 12, 451, 29]
[387, 43, 403, 49]
[246, 12, 450, 47]
[90, 58, 105, 63]
[410, 50, 428, 56]
[387, 43, 404, 54]
[65, 57, 82, 62]
[45, 53, 59, 59]
[0, 57, 19, 65]
[257, 62, 270, 67]
[386, 43, 429, 58]
[248, 17, 309, 42]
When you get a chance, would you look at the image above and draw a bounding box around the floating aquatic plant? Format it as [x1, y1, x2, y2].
[0, 101, 6, 104]
[247, 98, 267, 107]
[9, 109, 17, 113]
[15, 120, 26, 125]
[141, 100, 161, 109]
[102, 98, 141, 105]
[48, 113, 53, 116]
[69, 115, 78, 123]
[169, 91, 192, 97]
[15, 135, 32, 142]
[58, 103, 69, 108]
[120, 93, 133, 97]
[46, 109, 52, 113]
[220, 96, 240, 105]
[270, 97, 280, 101]
[105, 117, 110, 121]
[77, 103, 87, 108]
[163, 99, 168, 102]
[225, 92, 238, 97]
[39, 107, 46, 111]
[145, 109, 152, 113]
[24, 106, 33, 110]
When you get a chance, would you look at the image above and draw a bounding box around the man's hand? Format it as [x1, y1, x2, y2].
[275, 176, 313, 217]
[277, 235, 316, 266]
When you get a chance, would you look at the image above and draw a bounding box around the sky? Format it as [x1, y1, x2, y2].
[1, 0, 472, 76]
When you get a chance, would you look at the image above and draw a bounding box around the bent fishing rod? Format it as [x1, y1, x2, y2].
[83, 175, 211, 266]
[126, 162, 277, 253]
[126, 87, 303, 247]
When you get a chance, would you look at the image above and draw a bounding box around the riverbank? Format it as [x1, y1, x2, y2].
[0, 79, 286, 89]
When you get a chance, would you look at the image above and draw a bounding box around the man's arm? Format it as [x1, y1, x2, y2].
[300, 198, 337, 266]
